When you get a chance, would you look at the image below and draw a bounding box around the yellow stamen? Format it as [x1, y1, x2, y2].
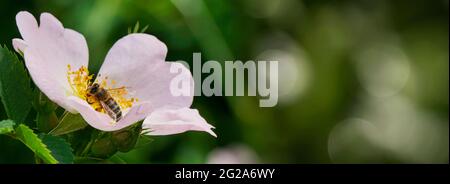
[67, 65, 137, 114]
[99, 79, 135, 110]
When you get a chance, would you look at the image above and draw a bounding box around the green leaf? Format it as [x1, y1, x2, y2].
[14, 124, 58, 164]
[39, 134, 74, 164]
[0, 46, 32, 123]
[49, 112, 87, 136]
[36, 112, 59, 133]
[111, 123, 141, 152]
[74, 155, 126, 164]
[32, 90, 59, 132]
[90, 135, 117, 158]
[74, 156, 111, 164]
[140, 25, 149, 33]
[66, 127, 96, 156]
[109, 154, 127, 164]
[133, 21, 140, 33]
[128, 22, 149, 34]
[134, 134, 154, 149]
[32, 89, 58, 113]
[0, 119, 15, 134]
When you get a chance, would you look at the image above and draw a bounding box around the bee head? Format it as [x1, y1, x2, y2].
[87, 83, 100, 94]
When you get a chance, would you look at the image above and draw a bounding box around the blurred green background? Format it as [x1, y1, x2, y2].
[0, 0, 448, 163]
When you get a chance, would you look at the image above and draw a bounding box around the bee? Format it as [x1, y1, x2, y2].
[87, 83, 122, 122]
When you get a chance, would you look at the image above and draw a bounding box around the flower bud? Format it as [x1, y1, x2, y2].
[111, 125, 141, 152]
[90, 137, 117, 158]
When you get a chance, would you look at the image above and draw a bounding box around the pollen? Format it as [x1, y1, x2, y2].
[67, 64, 137, 114]
[100, 79, 135, 110]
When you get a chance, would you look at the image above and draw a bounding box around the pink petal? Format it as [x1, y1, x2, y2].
[97, 34, 193, 111]
[15, 11, 89, 112]
[142, 108, 216, 137]
[66, 96, 152, 131]
[24, 47, 76, 112]
[12, 38, 27, 53]
[16, 11, 38, 42]
[116, 101, 153, 128]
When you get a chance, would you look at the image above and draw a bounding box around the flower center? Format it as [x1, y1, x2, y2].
[67, 65, 137, 113]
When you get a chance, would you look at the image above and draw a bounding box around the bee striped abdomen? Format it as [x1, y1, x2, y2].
[88, 83, 123, 122]
[104, 97, 122, 121]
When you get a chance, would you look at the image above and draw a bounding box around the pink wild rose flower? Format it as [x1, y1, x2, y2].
[12, 11, 216, 137]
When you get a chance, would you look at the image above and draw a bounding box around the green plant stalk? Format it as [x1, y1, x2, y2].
[48, 111, 69, 135]
[80, 136, 95, 156]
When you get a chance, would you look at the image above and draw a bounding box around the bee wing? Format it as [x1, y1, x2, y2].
[106, 86, 134, 97]
[106, 87, 128, 94]
[107, 86, 129, 91]
[100, 100, 117, 121]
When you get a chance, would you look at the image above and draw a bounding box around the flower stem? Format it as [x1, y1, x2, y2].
[81, 138, 94, 156]
[47, 110, 68, 135]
